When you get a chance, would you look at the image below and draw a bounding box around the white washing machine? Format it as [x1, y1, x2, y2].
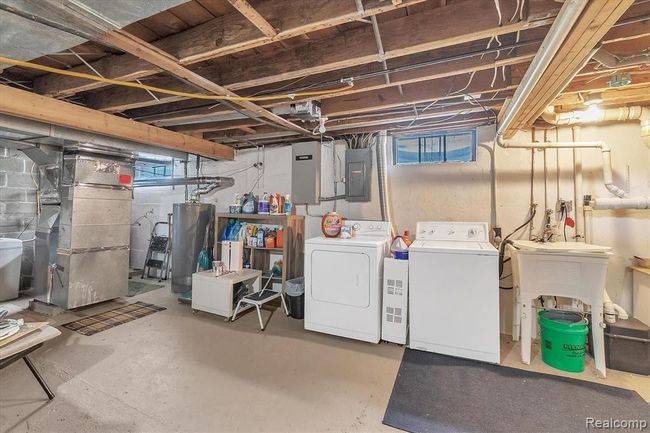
[409, 221, 500, 363]
[304, 220, 391, 343]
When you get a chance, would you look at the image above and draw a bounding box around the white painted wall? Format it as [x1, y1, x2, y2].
[131, 121, 649, 330]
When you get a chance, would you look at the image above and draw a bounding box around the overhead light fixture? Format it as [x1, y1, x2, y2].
[578, 104, 604, 123]
[585, 92, 603, 106]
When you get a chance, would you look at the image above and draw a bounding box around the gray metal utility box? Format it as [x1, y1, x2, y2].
[291, 142, 321, 204]
[345, 148, 372, 202]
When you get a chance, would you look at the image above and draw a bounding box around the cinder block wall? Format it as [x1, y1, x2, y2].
[0, 146, 38, 290]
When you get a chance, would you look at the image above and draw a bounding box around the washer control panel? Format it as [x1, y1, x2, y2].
[416, 221, 489, 242]
[344, 220, 391, 237]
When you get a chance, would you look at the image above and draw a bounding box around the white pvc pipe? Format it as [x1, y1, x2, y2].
[590, 196, 650, 210]
[601, 149, 627, 198]
[572, 127, 584, 241]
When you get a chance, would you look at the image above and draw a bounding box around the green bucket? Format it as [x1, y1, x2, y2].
[538, 310, 589, 373]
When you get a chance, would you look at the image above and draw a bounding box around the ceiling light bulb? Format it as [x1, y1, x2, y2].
[579, 104, 603, 122]
[584, 92, 603, 106]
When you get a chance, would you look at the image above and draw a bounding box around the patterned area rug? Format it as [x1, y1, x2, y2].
[63, 302, 166, 336]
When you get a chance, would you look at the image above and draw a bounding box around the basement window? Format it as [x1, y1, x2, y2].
[134, 159, 173, 180]
[393, 129, 477, 165]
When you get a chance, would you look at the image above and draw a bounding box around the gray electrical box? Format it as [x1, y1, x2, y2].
[345, 148, 372, 202]
[291, 142, 321, 204]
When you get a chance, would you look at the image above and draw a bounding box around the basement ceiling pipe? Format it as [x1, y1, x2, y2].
[541, 106, 650, 149]
[591, 46, 650, 69]
[496, 0, 589, 142]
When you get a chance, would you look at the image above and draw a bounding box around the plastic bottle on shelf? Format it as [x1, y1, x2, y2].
[242, 193, 257, 214]
[270, 194, 279, 214]
[284, 194, 292, 214]
[390, 235, 409, 260]
[258, 192, 270, 214]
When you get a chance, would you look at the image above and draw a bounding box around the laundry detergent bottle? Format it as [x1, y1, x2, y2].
[390, 235, 409, 260]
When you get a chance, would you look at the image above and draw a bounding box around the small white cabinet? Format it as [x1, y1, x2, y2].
[191, 269, 262, 319]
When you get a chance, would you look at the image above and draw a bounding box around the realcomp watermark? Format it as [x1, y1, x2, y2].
[586, 418, 648, 430]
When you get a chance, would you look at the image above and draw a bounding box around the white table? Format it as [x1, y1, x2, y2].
[191, 269, 262, 319]
[510, 243, 611, 378]
[0, 325, 61, 399]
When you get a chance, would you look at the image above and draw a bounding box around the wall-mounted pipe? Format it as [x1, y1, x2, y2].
[495, 138, 649, 209]
[541, 106, 650, 149]
[572, 126, 584, 240]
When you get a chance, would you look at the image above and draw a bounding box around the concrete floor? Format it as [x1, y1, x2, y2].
[1, 285, 649, 433]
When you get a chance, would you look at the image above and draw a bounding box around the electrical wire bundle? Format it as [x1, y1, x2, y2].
[341, 133, 378, 149]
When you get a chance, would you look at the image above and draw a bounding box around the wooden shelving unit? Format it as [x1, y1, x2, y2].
[214, 213, 305, 287]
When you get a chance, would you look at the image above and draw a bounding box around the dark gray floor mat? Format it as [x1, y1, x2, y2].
[383, 349, 649, 433]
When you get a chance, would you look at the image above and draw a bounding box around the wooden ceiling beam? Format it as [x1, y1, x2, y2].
[0, 85, 234, 160]
[504, 0, 635, 137]
[554, 84, 650, 111]
[170, 119, 263, 134]
[32, 0, 427, 98]
[129, 44, 535, 127]
[563, 71, 650, 94]
[84, 0, 559, 113]
[227, 0, 277, 38]
[1, 0, 312, 137]
[97, 29, 312, 136]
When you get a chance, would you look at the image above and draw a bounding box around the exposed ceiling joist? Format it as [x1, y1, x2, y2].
[128, 48, 534, 128]
[0, 85, 234, 159]
[84, 0, 560, 113]
[503, 0, 635, 138]
[32, 0, 427, 98]
[321, 67, 516, 117]
[98, 30, 312, 136]
[227, 0, 277, 38]
[4, 0, 313, 137]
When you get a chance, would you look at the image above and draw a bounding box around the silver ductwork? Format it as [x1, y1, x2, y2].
[133, 176, 235, 202]
[375, 131, 395, 236]
[133, 176, 234, 188]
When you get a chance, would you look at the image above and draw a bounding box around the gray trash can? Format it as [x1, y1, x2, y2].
[284, 277, 304, 319]
[0, 238, 23, 301]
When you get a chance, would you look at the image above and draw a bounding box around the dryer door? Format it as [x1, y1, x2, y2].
[310, 249, 370, 308]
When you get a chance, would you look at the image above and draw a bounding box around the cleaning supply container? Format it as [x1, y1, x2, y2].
[538, 310, 589, 373]
[0, 238, 23, 301]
